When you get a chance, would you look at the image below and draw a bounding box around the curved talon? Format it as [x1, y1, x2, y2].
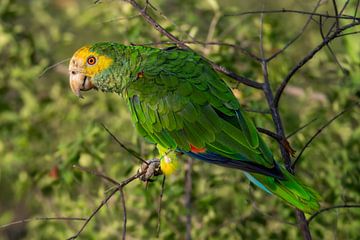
[281, 138, 296, 157]
[139, 159, 162, 182]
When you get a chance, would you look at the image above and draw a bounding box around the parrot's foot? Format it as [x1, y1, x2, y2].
[138, 159, 162, 182]
[281, 138, 296, 157]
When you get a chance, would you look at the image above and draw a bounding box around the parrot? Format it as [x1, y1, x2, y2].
[68, 42, 320, 213]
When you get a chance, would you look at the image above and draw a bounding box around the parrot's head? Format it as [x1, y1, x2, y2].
[69, 43, 114, 97]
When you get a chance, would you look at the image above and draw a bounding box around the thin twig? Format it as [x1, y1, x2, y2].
[274, 1, 354, 106]
[354, 0, 360, 20]
[101, 123, 148, 165]
[274, 21, 360, 107]
[100, 14, 141, 24]
[241, 105, 271, 114]
[204, 12, 221, 55]
[247, 176, 297, 227]
[336, 30, 360, 37]
[134, 40, 262, 61]
[0, 217, 86, 230]
[259, 10, 265, 60]
[196, 41, 261, 61]
[143, 0, 198, 43]
[250, 202, 297, 226]
[224, 9, 360, 21]
[73, 165, 121, 185]
[67, 187, 120, 240]
[292, 106, 351, 170]
[67, 171, 145, 239]
[267, 0, 322, 62]
[184, 158, 193, 240]
[257, 127, 282, 141]
[242, 107, 271, 114]
[326, 0, 350, 38]
[38, 58, 70, 79]
[156, 175, 166, 238]
[332, 0, 340, 29]
[319, 16, 347, 75]
[287, 118, 318, 139]
[308, 204, 360, 224]
[119, 188, 127, 240]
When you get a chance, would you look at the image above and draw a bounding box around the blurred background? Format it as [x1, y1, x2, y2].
[0, 0, 359, 239]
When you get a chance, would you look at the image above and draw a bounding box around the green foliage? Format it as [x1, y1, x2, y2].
[0, 0, 359, 239]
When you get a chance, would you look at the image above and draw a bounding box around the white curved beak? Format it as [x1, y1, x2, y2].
[69, 70, 94, 98]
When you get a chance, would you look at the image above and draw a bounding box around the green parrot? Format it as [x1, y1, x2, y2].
[69, 42, 320, 213]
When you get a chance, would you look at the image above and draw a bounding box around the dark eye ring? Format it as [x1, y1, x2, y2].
[87, 56, 96, 65]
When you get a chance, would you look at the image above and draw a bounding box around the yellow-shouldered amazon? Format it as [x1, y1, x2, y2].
[68, 42, 320, 213]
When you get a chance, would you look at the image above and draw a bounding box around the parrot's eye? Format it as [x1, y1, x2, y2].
[87, 56, 96, 65]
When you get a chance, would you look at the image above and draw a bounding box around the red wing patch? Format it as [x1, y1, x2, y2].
[190, 144, 206, 153]
[136, 70, 144, 79]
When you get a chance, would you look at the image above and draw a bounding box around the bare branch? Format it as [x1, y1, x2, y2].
[100, 14, 141, 24]
[332, 0, 340, 28]
[257, 127, 282, 141]
[319, 16, 347, 75]
[260, 37, 293, 171]
[73, 164, 120, 185]
[101, 123, 148, 165]
[308, 204, 360, 224]
[355, 0, 360, 20]
[224, 9, 360, 21]
[0, 217, 86, 230]
[38, 58, 70, 79]
[326, 0, 350, 38]
[287, 118, 318, 139]
[208, 64, 262, 89]
[259, 10, 265, 60]
[184, 158, 193, 240]
[337, 30, 360, 37]
[258, 7, 293, 160]
[194, 41, 261, 60]
[67, 187, 119, 240]
[267, 0, 322, 62]
[133, 40, 262, 61]
[274, 21, 360, 107]
[292, 105, 354, 170]
[250, 202, 297, 226]
[204, 12, 221, 55]
[124, 0, 184, 46]
[142, 0, 198, 43]
[295, 211, 312, 240]
[119, 188, 127, 240]
[247, 180, 297, 226]
[67, 171, 145, 239]
[242, 107, 271, 114]
[156, 175, 166, 238]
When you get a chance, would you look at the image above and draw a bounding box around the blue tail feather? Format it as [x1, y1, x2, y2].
[183, 150, 284, 179]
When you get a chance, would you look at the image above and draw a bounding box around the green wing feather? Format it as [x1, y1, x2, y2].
[126, 47, 264, 159]
[118, 45, 320, 213]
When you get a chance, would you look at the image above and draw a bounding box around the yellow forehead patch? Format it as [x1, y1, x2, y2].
[72, 45, 113, 77]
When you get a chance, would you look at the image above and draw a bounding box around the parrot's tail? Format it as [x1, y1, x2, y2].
[245, 168, 321, 214]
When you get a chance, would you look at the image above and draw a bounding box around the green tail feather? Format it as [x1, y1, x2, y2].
[251, 167, 321, 214]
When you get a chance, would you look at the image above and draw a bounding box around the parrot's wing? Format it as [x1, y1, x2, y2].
[126, 48, 283, 178]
